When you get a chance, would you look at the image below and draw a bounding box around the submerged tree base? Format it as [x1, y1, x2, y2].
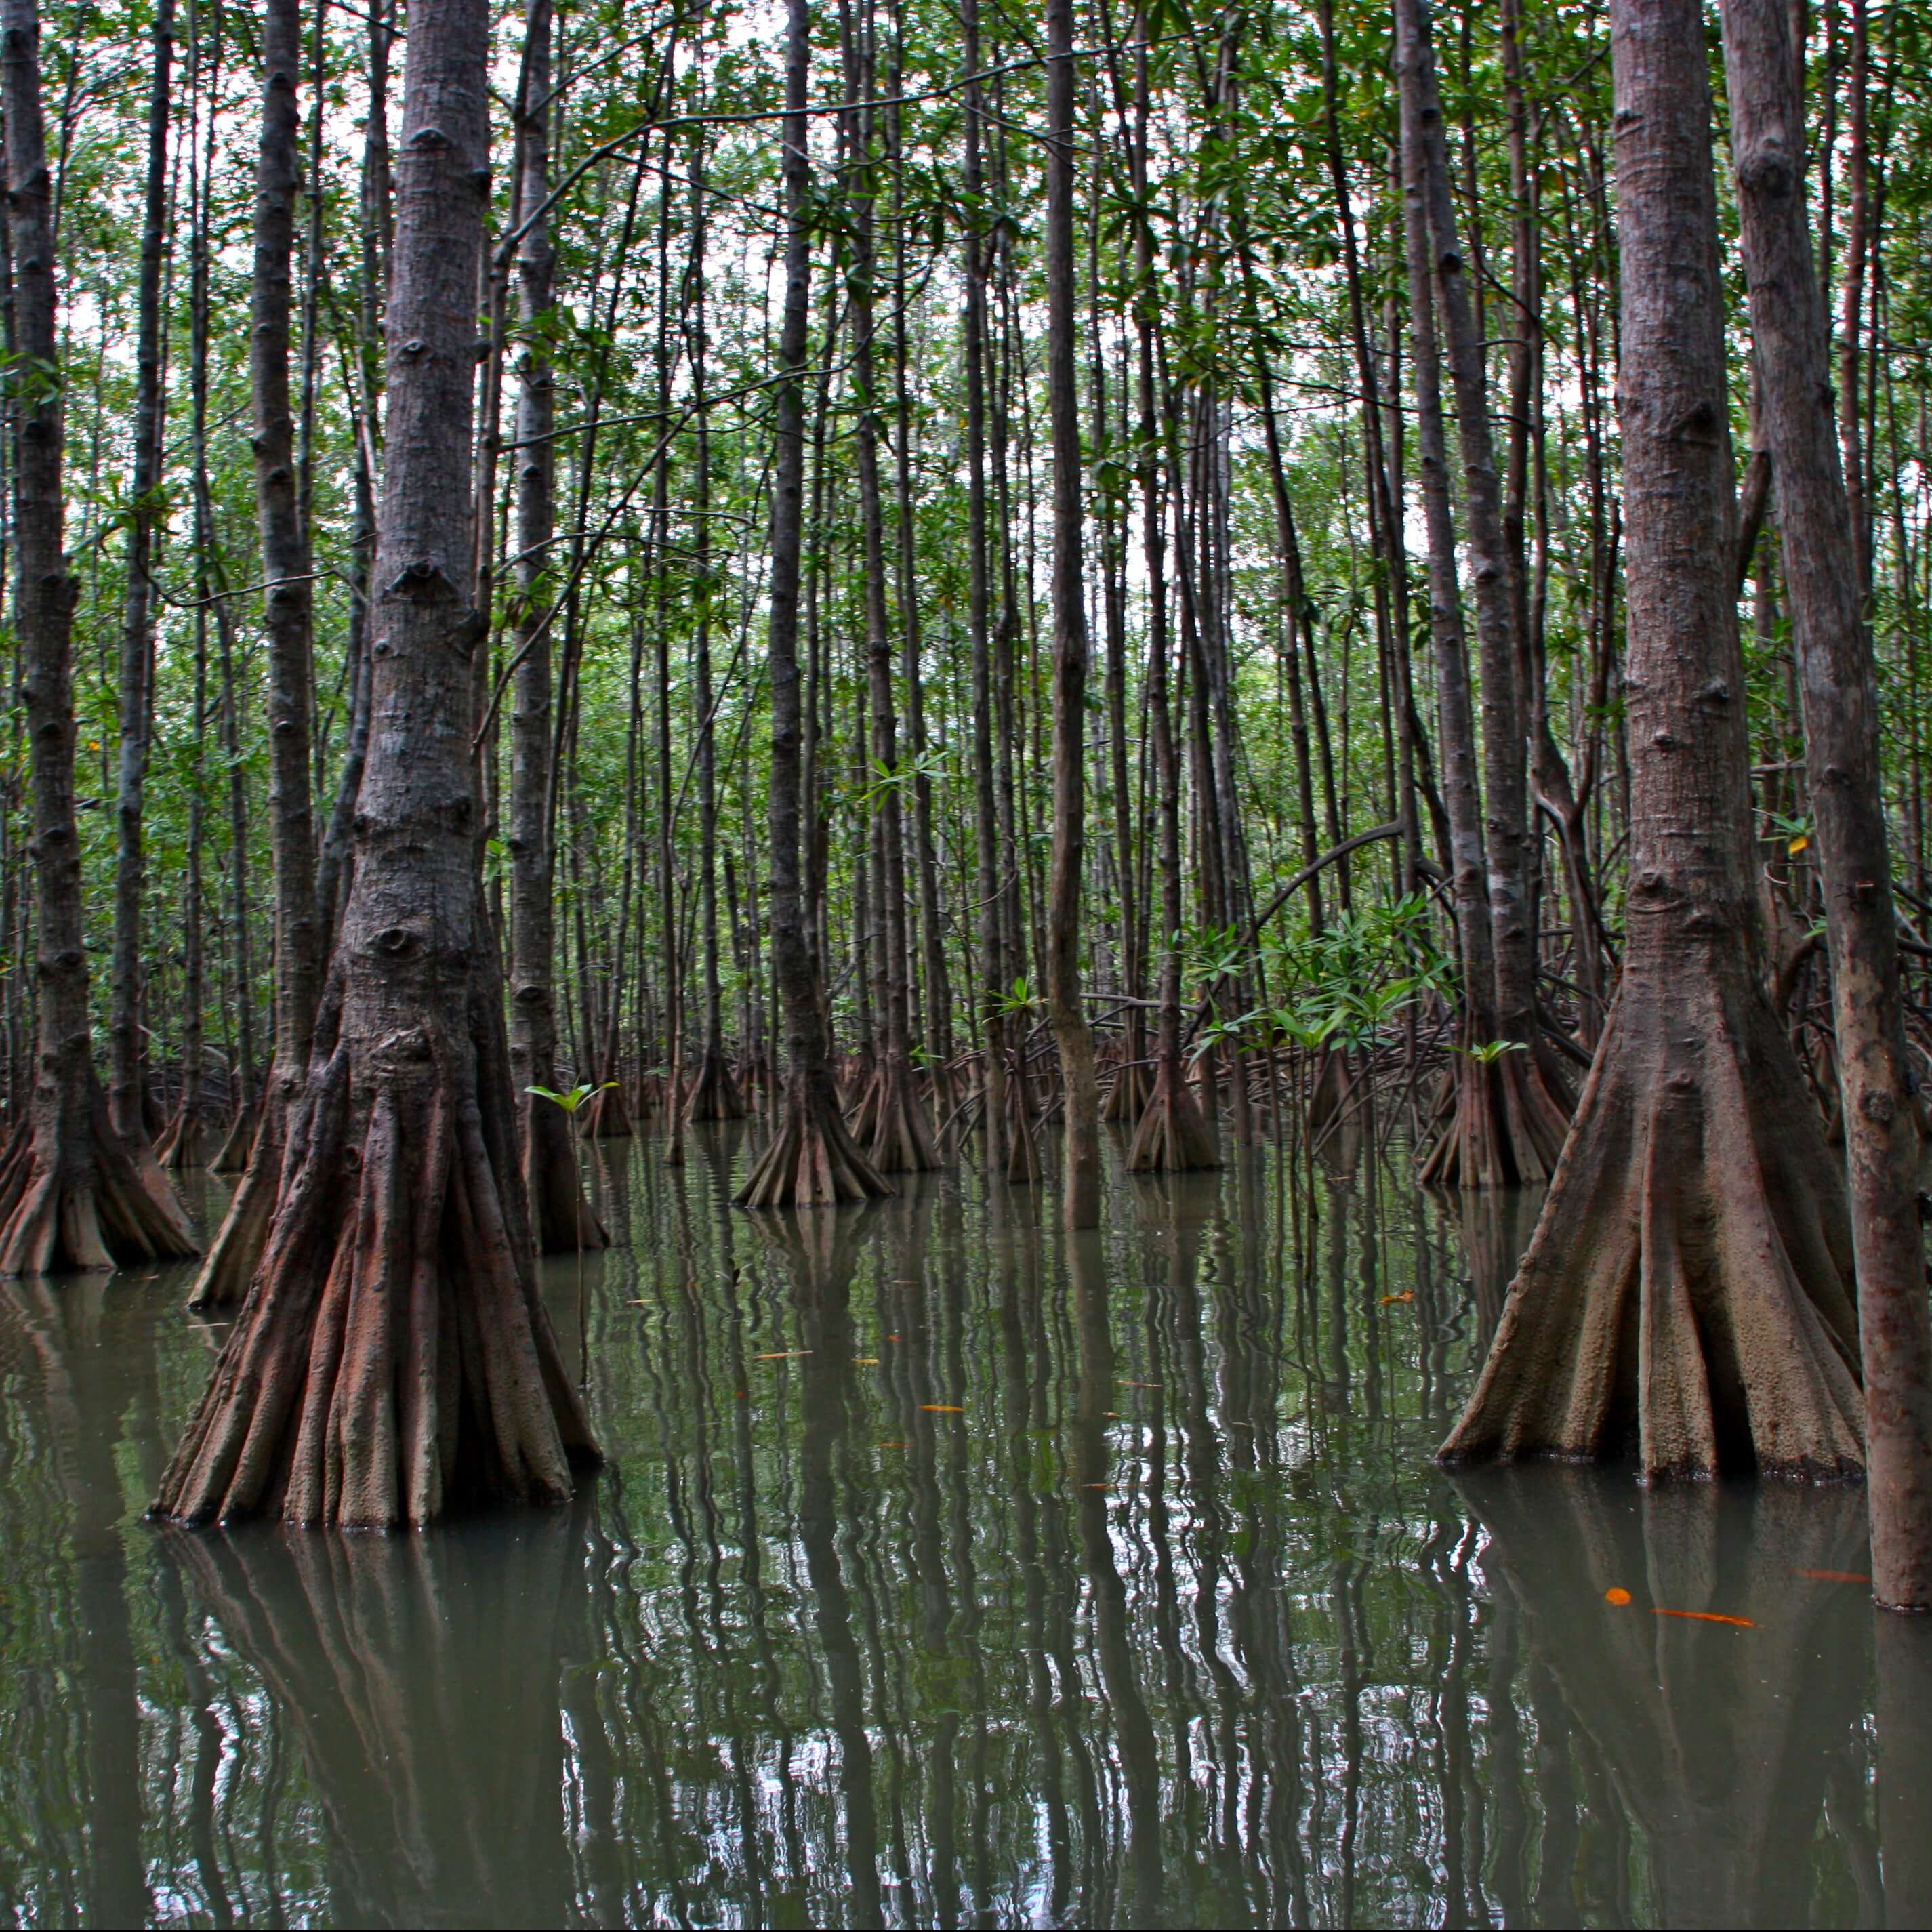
[1416, 1042, 1572, 1189]
[736, 1075, 893, 1209]
[578, 1081, 632, 1140]
[1440, 967, 1866, 1480]
[155, 1106, 206, 1170]
[684, 1044, 746, 1123]
[210, 1096, 260, 1176]
[0, 1081, 200, 1275]
[849, 1055, 941, 1174]
[156, 1023, 601, 1528]
[526, 1096, 607, 1256]
[1126, 1059, 1218, 1173]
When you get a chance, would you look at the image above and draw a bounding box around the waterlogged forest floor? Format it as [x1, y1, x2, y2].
[0, 1126, 1926, 1928]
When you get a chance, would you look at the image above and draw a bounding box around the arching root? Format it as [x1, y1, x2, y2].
[1441, 977, 1865, 1480]
[155, 1031, 600, 1528]
[735, 1073, 893, 1209]
[0, 1082, 200, 1275]
[1126, 1058, 1219, 1173]
[1416, 1040, 1573, 1189]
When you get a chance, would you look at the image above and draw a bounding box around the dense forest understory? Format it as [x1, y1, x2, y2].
[0, 0, 1927, 1595]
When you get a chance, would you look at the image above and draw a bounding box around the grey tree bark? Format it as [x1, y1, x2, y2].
[1721, 0, 1932, 1606]
[157, 0, 599, 1525]
[0, 0, 197, 1273]
[1443, 0, 1864, 1481]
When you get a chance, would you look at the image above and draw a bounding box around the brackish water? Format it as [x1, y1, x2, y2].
[0, 1126, 1927, 1929]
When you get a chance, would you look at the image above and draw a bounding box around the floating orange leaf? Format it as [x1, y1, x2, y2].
[1122, 1379, 1162, 1389]
[854, 1356, 881, 1365]
[886, 1334, 903, 1342]
[1652, 1608, 1756, 1628]
[1604, 1587, 1632, 1606]
[1793, 1568, 1870, 1584]
[878, 1440, 903, 1449]
[920, 1403, 964, 1414]
[1380, 1291, 1416, 1305]
[754, 1349, 812, 1360]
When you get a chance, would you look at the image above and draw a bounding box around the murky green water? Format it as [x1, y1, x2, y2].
[0, 1130, 1926, 1929]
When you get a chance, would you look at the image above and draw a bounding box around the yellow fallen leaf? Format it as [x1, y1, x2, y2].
[1788, 834, 1810, 855]
[754, 1349, 811, 1359]
[921, 1403, 964, 1414]
[854, 1355, 881, 1365]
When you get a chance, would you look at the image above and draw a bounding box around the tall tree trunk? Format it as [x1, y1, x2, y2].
[0, 0, 196, 1272]
[1721, 0, 1931, 1605]
[961, 0, 1009, 1174]
[157, 0, 599, 1527]
[1400, 0, 1571, 1189]
[1443, 0, 1864, 1481]
[735, 0, 889, 1209]
[840, 0, 938, 1176]
[1043, 0, 1101, 1227]
[683, 130, 745, 1128]
[190, 0, 329, 1303]
[108, 0, 173, 1151]
[506, 0, 604, 1248]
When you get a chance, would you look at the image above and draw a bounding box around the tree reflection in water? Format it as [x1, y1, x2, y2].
[0, 1136, 1918, 1927]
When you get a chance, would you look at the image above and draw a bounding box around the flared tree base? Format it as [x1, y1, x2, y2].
[0, 1080, 200, 1275]
[155, 1031, 601, 1528]
[526, 1094, 607, 1256]
[1416, 1040, 1573, 1189]
[578, 1081, 632, 1140]
[1101, 1055, 1151, 1126]
[210, 1096, 260, 1175]
[1126, 1059, 1220, 1173]
[1440, 968, 1865, 1481]
[155, 1106, 206, 1170]
[684, 1044, 746, 1123]
[848, 1055, 942, 1175]
[735, 1074, 893, 1209]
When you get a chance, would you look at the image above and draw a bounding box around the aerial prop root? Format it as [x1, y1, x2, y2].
[155, 1031, 599, 1529]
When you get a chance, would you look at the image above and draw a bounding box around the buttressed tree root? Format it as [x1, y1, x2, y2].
[577, 1078, 632, 1140]
[683, 1041, 746, 1122]
[154, 1105, 205, 1170]
[0, 1079, 199, 1275]
[1416, 1041, 1573, 1189]
[850, 1055, 941, 1175]
[155, 1013, 601, 1527]
[736, 1071, 893, 1209]
[1126, 1058, 1218, 1173]
[1441, 970, 1866, 1479]
[525, 1090, 607, 1255]
[210, 1095, 259, 1175]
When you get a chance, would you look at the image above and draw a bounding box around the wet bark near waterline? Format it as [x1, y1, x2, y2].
[1443, 0, 1865, 1481]
[155, 0, 598, 1527]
